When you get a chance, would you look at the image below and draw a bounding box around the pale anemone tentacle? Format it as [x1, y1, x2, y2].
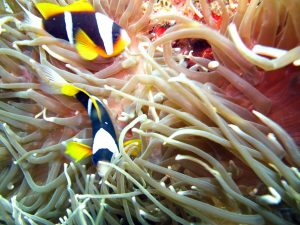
[228, 23, 300, 70]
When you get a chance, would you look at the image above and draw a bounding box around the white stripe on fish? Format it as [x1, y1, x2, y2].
[95, 12, 114, 55]
[64, 11, 74, 45]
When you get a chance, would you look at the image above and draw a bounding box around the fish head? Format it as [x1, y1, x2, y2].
[97, 26, 131, 58]
[113, 28, 131, 54]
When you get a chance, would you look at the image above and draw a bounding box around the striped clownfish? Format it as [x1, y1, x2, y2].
[60, 84, 141, 177]
[16, 0, 131, 60]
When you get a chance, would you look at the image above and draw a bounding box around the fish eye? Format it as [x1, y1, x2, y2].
[112, 32, 119, 42]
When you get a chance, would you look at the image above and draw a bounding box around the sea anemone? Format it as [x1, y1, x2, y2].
[0, 0, 299, 224]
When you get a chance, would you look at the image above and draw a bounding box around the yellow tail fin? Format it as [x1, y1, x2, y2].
[65, 141, 92, 162]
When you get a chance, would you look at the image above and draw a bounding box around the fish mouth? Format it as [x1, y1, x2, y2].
[96, 161, 111, 177]
[120, 29, 131, 46]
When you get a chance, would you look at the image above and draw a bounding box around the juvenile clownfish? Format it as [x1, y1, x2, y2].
[60, 84, 141, 177]
[16, 0, 131, 60]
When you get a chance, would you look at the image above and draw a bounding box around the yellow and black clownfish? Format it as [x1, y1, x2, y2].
[60, 84, 141, 177]
[16, 0, 131, 60]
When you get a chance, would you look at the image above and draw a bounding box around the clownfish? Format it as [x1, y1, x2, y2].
[16, 0, 131, 60]
[60, 84, 141, 177]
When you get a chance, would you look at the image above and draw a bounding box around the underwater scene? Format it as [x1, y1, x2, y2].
[0, 0, 299, 224]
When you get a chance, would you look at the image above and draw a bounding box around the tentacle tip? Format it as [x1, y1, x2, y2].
[208, 61, 219, 70]
[228, 124, 240, 132]
[252, 109, 260, 116]
[103, 85, 111, 90]
[12, 42, 19, 50]
[228, 22, 236, 30]
[175, 154, 184, 161]
[140, 114, 148, 122]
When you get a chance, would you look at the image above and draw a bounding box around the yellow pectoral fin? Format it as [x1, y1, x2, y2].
[65, 141, 92, 162]
[75, 29, 99, 60]
[124, 139, 142, 157]
[36, 1, 94, 20]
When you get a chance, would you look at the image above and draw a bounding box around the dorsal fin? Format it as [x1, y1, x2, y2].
[61, 0, 95, 13]
[61, 83, 80, 96]
[35, 0, 95, 19]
